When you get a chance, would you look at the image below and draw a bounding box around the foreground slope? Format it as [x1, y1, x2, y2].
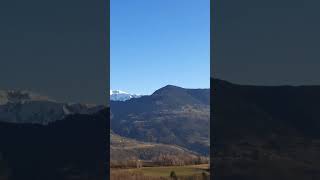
[111, 132, 207, 167]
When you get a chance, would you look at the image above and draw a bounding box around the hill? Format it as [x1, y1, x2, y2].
[111, 132, 207, 167]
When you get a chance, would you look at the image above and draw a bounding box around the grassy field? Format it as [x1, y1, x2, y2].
[111, 164, 209, 180]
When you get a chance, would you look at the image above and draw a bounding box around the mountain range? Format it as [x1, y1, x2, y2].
[3, 79, 320, 179]
[0, 86, 210, 178]
[110, 85, 210, 156]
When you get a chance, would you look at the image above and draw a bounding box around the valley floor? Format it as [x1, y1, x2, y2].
[110, 164, 210, 180]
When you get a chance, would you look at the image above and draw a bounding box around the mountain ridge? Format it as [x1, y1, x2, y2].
[0, 90, 105, 125]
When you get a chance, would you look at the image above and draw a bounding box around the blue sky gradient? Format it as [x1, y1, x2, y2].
[111, 0, 210, 94]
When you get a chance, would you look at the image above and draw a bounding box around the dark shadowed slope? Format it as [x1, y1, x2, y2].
[0, 108, 108, 180]
[212, 78, 320, 180]
[212, 78, 320, 141]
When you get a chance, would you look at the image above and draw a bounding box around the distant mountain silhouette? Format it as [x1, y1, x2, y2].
[0, 108, 108, 180]
[0, 90, 104, 125]
[212, 78, 320, 180]
[111, 85, 210, 155]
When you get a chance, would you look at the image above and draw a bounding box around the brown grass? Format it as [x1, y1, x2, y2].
[110, 166, 210, 180]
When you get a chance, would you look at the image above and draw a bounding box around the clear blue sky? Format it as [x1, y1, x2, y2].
[111, 0, 210, 95]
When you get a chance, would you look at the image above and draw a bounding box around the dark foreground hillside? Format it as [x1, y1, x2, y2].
[212, 79, 320, 180]
[0, 108, 108, 180]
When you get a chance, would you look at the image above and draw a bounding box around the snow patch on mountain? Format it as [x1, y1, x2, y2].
[110, 90, 142, 101]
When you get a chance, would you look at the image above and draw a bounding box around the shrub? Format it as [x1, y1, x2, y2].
[170, 171, 177, 180]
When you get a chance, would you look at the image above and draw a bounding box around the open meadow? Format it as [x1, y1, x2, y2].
[111, 164, 209, 180]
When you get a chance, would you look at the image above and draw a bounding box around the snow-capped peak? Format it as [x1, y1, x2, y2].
[110, 90, 142, 101]
[110, 90, 129, 95]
